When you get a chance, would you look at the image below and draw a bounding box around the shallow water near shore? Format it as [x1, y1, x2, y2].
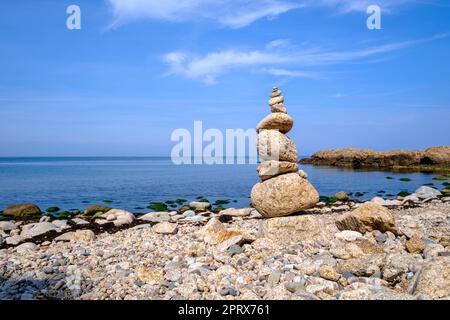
[0, 157, 447, 213]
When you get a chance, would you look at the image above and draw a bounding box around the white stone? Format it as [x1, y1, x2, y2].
[71, 218, 89, 225]
[335, 230, 364, 242]
[182, 210, 196, 218]
[20, 222, 60, 239]
[0, 221, 18, 232]
[52, 220, 70, 229]
[219, 208, 252, 217]
[189, 202, 211, 211]
[153, 222, 178, 235]
[139, 212, 171, 223]
[16, 242, 37, 254]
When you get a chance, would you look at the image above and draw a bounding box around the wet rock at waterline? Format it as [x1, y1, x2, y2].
[3, 204, 41, 218]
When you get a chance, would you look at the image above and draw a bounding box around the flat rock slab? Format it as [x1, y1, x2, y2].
[257, 161, 298, 181]
[260, 215, 322, 245]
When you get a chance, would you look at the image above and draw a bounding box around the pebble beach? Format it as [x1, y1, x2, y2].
[1, 186, 449, 300]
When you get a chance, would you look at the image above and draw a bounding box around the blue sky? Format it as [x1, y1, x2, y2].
[0, 0, 449, 156]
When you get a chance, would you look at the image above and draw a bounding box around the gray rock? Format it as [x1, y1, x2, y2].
[190, 215, 208, 223]
[227, 244, 243, 256]
[375, 233, 388, 243]
[237, 257, 250, 266]
[402, 195, 420, 205]
[0, 221, 18, 232]
[40, 216, 51, 223]
[153, 222, 178, 235]
[139, 212, 171, 223]
[99, 209, 135, 227]
[413, 186, 441, 199]
[16, 242, 37, 254]
[268, 271, 281, 286]
[285, 281, 306, 293]
[182, 210, 196, 218]
[189, 202, 211, 211]
[71, 218, 90, 225]
[5, 235, 23, 245]
[250, 209, 263, 219]
[52, 220, 70, 229]
[20, 222, 60, 239]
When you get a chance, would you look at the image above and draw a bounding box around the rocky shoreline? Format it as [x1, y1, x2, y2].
[300, 146, 450, 170]
[1, 186, 449, 300]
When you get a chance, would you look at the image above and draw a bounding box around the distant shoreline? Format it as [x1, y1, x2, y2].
[300, 146, 450, 171]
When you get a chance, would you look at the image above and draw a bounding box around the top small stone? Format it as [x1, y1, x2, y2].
[271, 87, 282, 98]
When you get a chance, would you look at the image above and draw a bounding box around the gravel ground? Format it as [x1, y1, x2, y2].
[0, 199, 449, 300]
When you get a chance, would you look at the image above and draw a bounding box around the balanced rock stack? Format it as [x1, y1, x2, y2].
[251, 87, 319, 218]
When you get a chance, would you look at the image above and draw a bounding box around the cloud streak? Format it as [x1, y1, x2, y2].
[106, 0, 303, 29]
[106, 0, 421, 29]
[163, 34, 448, 84]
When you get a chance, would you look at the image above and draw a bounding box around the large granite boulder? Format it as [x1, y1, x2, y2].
[260, 214, 321, 244]
[251, 173, 319, 218]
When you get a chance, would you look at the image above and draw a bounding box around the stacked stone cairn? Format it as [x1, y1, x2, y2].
[251, 87, 319, 218]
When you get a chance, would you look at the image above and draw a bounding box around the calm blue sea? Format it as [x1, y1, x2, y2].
[0, 157, 446, 213]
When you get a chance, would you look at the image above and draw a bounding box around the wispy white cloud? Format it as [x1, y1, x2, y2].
[106, 0, 423, 28]
[163, 34, 448, 84]
[262, 67, 321, 78]
[106, 0, 303, 29]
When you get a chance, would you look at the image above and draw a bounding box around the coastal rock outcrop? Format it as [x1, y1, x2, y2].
[300, 146, 450, 169]
[251, 87, 319, 218]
